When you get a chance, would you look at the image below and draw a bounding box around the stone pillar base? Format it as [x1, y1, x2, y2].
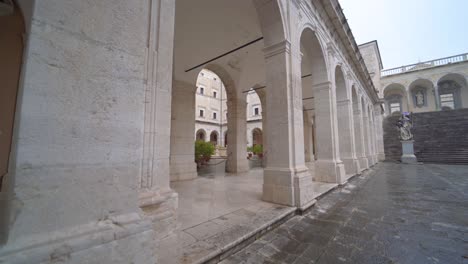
[226, 159, 249, 174]
[263, 168, 294, 206]
[170, 156, 198, 181]
[401, 140, 418, 164]
[293, 167, 316, 208]
[315, 160, 346, 184]
[359, 156, 369, 170]
[139, 189, 179, 241]
[373, 155, 379, 165]
[263, 167, 315, 207]
[342, 157, 361, 176]
[305, 162, 316, 179]
[0, 213, 156, 264]
[378, 153, 386, 161]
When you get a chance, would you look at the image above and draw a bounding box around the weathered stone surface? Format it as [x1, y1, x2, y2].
[222, 163, 468, 264]
[384, 109, 468, 163]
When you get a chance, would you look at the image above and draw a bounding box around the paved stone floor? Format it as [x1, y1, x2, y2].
[221, 163, 468, 264]
[158, 168, 337, 263]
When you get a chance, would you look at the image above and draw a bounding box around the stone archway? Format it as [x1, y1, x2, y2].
[352, 86, 369, 170]
[408, 79, 435, 112]
[210, 131, 219, 146]
[300, 26, 345, 184]
[383, 83, 408, 115]
[437, 73, 467, 110]
[252, 128, 263, 146]
[335, 65, 359, 176]
[196, 129, 207, 141]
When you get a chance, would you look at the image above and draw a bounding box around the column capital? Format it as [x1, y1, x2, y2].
[263, 40, 291, 59]
[337, 99, 351, 106]
[312, 81, 332, 92]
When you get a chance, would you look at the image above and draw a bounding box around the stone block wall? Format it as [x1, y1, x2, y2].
[383, 109, 468, 164]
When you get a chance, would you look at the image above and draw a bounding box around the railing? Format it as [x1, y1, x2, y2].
[381, 53, 468, 77]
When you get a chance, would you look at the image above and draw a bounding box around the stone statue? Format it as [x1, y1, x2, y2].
[415, 91, 424, 107]
[396, 113, 413, 141]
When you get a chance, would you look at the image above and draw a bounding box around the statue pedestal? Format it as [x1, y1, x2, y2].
[401, 140, 418, 164]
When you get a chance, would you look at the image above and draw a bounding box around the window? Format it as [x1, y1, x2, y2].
[390, 103, 401, 114]
[199, 87, 204, 95]
[213, 112, 217, 120]
[440, 93, 455, 110]
[199, 109, 204, 117]
[213, 91, 217, 98]
[254, 107, 260, 116]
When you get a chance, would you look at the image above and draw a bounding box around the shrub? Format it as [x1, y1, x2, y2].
[252, 144, 263, 155]
[195, 140, 215, 165]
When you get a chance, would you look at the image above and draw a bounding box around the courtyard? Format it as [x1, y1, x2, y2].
[221, 163, 468, 264]
[157, 168, 337, 263]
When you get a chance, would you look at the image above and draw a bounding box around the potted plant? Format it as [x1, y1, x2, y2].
[247, 146, 253, 159]
[252, 144, 263, 158]
[195, 140, 215, 168]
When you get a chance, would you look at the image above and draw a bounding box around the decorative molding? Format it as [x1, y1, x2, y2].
[263, 40, 291, 59]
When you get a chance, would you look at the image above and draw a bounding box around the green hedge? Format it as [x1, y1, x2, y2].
[195, 140, 215, 164]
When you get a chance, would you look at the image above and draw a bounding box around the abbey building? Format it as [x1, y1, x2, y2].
[0, 0, 467, 263]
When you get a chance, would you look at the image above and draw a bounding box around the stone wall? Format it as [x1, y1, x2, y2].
[383, 109, 468, 164]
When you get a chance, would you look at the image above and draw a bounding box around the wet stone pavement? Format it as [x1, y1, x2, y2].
[220, 163, 468, 264]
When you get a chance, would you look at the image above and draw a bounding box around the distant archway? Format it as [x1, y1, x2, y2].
[437, 73, 467, 110]
[335, 65, 356, 175]
[196, 129, 206, 141]
[210, 131, 219, 145]
[300, 26, 329, 168]
[408, 79, 434, 111]
[383, 83, 407, 115]
[224, 131, 228, 147]
[252, 128, 263, 146]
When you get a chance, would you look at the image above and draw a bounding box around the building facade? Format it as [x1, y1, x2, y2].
[359, 41, 468, 116]
[0, 0, 385, 263]
[194, 69, 263, 148]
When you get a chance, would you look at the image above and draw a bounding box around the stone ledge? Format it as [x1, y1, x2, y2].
[0, 212, 155, 264]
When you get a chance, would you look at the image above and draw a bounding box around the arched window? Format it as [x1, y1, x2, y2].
[196, 129, 206, 141]
[383, 83, 407, 116]
[438, 80, 461, 110]
[252, 128, 263, 146]
[386, 94, 403, 115]
[210, 131, 218, 146]
[411, 87, 427, 108]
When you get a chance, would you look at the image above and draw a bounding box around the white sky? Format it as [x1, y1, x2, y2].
[339, 0, 468, 69]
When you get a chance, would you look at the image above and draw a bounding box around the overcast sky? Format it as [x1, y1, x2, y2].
[339, 0, 468, 69]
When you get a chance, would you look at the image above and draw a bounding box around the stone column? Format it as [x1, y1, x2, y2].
[369, 108, 378, 164]
[304, 117, 315, 163]
[262, 40, 315, 208]
[226, 98, 249, 173]
[337, 98, 360, 175]
[361, 102, 372, 168]
[170, 81, 198, 181]
[374, 106, 386, 161]
[353, 101, 369, 170]
[314, 81, 346, 184]
[139, 0, 178, 242]
[257, 90, 267, 168]
[0, 1, 162, 263]
[433, 81, 441, 110]
[364, 106, 374, 165]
